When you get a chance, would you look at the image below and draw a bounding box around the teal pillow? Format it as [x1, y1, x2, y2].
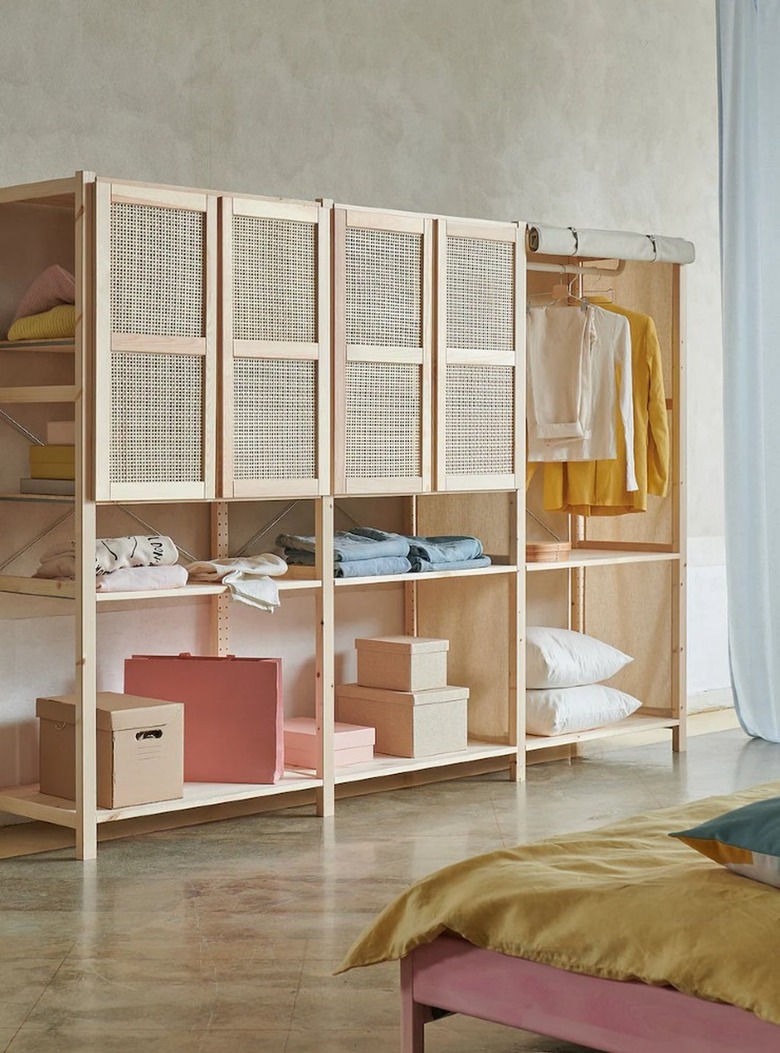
[670, 796, 780, 889]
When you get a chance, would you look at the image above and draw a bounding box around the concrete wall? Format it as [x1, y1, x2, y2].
[0, 0, 728, 793]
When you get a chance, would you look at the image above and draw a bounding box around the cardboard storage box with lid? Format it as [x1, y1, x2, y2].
[36, 691, 183, 808]
[336, 682, 468, 758]
[356, 635, 449, 691]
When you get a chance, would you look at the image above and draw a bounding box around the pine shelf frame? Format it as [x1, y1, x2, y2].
[0, 174, 689, 859]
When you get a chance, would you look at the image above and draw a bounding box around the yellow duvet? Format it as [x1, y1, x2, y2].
[339, 781, 780, 1026]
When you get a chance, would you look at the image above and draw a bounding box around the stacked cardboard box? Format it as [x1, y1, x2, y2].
[336, 636, 469, 758]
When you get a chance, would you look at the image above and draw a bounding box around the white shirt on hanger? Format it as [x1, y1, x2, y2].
[527, 304, 638, 493]
[526, 305, 593, 441]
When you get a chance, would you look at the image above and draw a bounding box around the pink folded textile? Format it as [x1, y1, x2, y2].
[12, 265, 75, 324]
[94, 565, 188, 592]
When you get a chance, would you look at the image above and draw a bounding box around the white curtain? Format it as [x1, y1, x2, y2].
[719, 0, 780, 741]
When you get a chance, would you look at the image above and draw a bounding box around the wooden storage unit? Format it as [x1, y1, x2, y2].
[332, 206, 434, 495]
[0, 173, 690, 859]
[95, 180, 218, 502]
[221, 196, 330, 498]
[435, 218, 524, 492]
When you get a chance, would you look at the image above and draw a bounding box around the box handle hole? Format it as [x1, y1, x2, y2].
[136, 729, 163, 740]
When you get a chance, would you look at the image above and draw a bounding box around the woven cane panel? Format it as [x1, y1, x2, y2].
[345, 361, 421, 478]
[232, 216, 317, 342]
[110, 203, 204, 337]
[445, 365, 514, 475]
[446, 236, 514, 351]
[346, 227, 422, 347]
[109, 352, 203, 483]
[233, 358, 316, 480]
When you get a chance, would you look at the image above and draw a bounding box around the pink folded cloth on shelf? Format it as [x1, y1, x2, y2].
[12, 265, 75, 324]
[95, 565, 188, 592]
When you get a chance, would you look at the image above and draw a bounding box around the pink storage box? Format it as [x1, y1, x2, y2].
[124, 653, 283, 784]
[284, 717, 375, 769]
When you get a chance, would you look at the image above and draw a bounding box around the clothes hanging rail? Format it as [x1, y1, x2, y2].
[526, 259, 627, 278]
[525, 224, 695, 265]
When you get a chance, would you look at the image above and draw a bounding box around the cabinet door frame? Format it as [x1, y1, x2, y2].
[435, 218, 524, 492]
[94, 180, 217, 501]
[221, 196, 330, 498]
[333, 207, 433, 496]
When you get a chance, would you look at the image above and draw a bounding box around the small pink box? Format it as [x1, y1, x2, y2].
[284, 717, 375, 769]
[124, 653, 283, 784]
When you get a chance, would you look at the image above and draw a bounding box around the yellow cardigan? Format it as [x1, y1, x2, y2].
[532, 302, 669, 515]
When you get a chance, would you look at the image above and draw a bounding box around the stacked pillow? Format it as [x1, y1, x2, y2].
[525, 626, 639, 736]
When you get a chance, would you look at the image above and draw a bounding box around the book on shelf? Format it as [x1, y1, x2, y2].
[19, 477, 75, 496]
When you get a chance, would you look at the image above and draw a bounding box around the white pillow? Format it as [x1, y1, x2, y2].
[526, 684, 642, 736]
[526, 626, 632, 688]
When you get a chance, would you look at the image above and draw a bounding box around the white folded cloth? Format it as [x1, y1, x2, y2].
[186, 554, 288, 612]
[37, 535, 179, 576]
[95, 565, 188, 592]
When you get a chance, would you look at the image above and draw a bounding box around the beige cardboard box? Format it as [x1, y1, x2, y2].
[45, 420, 76, 445]
[36, 692, 184, 809]
[336, 682, 468, 758]
[355, 635, 449, 691]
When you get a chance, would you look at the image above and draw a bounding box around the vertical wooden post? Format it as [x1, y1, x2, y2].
[404, 495, 418, 636]
[210, 502, 230, 657]
[671, 265, 688, 752]
[316, 495, 335, 816]
[75, 172, 98, 860]
[512, 224, 527, 782]
[509, 490, 525, 782]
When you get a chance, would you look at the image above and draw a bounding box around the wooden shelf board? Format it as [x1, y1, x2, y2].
[328, 565, 517, 588]
[0, 492, 75, 504]
[95, 577, 320, 603]
[96, 773, 323, 822]
[0, 385, 78, 404]
[0, 339, 75, 354]
[0, 775, 322, 827]
[0, 576, 75, 599]
[526, 550, 680, 572]
[334, 742, 517, 784]
[0, 785, 77, 828]
[525, 714, 680, 752]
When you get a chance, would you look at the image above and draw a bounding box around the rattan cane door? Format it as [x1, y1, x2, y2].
[333, 208, 433, 495]
[95, 181, 217, 501]
[436, 220, 523, 491]
[221, 198, 330, 498]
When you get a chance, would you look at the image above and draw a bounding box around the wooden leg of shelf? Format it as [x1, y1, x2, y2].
[76, 819, 97, 861]
[672, 724, 687, 754]
[509, 751, 526, 783]
[316, 784, 335, 817]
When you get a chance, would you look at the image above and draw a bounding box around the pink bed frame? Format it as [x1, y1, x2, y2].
[400, 935, 780, 1052]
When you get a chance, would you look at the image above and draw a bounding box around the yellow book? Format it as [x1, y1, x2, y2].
[29, 445, 76, 465]
[30, 463, 76, 480]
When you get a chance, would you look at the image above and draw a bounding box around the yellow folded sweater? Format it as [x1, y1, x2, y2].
[7, 304, 76, 342]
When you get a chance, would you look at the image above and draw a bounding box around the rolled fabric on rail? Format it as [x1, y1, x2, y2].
[575, 228, 656, 261]
[526, 224, 695, 264]
[651, 235, 696, 264]
[526, 224, 578, 256]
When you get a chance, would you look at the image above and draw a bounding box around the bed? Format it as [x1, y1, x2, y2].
[339, 781, 780, 1052]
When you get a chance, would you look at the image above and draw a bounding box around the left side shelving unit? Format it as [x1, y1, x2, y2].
[0, 175, 334, 858]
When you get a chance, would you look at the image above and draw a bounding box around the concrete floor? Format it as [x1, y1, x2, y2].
[1, 726, 779, 1052]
